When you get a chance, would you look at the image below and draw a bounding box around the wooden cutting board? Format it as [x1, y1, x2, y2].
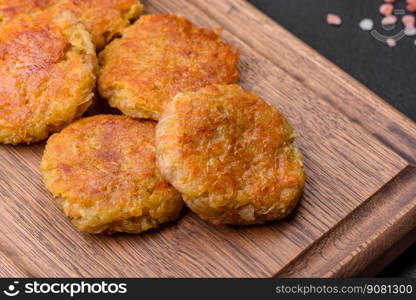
[0, 0, 415, 278]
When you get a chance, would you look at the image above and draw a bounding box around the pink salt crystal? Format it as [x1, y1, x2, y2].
[385, 0, 395, 3]
[402, 15, 415, 27]
[380, 3, 394, 16]
[327, 13, 342, 26]
[408, 0, 416, 12]
[386, 38, 397, 47]
[382, 15, 397, 25]
[405, 26, 416, 36]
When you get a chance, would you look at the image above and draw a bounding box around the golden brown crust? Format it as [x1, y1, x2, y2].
[41, 115, 183, 234]
[0, 10, 97, 144]
[0, 0, 53, 22]
[98, 14, 241, 120]
[0, 0, 144, 49]
[156, 84, 306, 225]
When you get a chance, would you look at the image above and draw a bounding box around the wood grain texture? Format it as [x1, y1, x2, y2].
[276, 166, 416, 277]
[0, 0, 415, 278]
[360, 227, 416, 277]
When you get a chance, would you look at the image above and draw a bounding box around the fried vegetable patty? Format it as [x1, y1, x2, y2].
[41, 115, 183, 234]
[0, 11, 97, 144]
[0, 0, 144, 49]
[156, 84, 306, 225]
[98, 14, 240, 120]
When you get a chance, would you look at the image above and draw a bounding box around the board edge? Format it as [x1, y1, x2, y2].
[274, 165, 416, 278]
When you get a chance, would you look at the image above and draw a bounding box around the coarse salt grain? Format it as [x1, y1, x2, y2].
[382, 15, 398, 25]
[386, 38, 397, 47]
[402, 15, 415, 27]
[405, 26, 416, 36]
[382, 16, 397, 26]
[359, 18, 374, 31]
[327, 13, 342, 26]
[380, 3, 394, 16]
[408, 0, 416, 12]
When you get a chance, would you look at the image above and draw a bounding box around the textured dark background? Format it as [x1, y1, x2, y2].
[248, 0, 416, 277]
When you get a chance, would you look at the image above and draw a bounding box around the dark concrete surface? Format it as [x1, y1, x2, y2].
[248, 0, 416, 278]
